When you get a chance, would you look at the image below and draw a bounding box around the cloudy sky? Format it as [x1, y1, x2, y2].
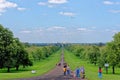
[0, 0, 120, 43]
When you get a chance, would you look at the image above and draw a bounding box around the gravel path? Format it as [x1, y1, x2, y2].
[16, 52, 87, 80]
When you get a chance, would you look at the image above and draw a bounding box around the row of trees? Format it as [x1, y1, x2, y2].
[0, 25, 32, 72]
[65, 32, 120, 74]
[26, 45, 60, 61]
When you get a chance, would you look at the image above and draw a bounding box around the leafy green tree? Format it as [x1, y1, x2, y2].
[42, 47, 49, 58]
[13, 38, 33, 70]
[0, 25, 15, 72]
[98, 46, 108, 67]
[87, 45, 100, 65]
[0, 25, 5, 68]
[0, 25, 32, 72]
[106, 32, 120, 74]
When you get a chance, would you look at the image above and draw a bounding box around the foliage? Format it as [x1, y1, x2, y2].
[106, 32, 120, 74]
[0, 24, 32, 72]
[25, 45, 60, 61]
[0, 49, 61, 80]
[64, 49, 120, 80]
[87, 45, 100, 65]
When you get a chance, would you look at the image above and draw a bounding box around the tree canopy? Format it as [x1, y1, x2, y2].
[0, 24, 32, 72]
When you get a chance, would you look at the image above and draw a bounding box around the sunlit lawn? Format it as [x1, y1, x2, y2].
[64, 50, 120, 80]
[0, 50, 61, 80]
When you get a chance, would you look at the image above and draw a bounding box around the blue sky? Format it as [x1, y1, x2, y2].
[0, 0, 120, 43]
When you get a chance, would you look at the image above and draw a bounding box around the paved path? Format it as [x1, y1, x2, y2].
[17, 51, 87, 80]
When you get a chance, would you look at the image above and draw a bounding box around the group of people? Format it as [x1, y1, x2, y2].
[63, 63, 85, 79]
[73, 66, 85, 79]
[61, 62, 103, 80]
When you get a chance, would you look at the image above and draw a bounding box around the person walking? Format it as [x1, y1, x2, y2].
[63, 66, 67, 76]
[80, 66, 85, 79]
[67, 65, 71, 76]
[63, 63, 67, 76]
[75, 66, 80, 78]
[98, 67, 102, 80]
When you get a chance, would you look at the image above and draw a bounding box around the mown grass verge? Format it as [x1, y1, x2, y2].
[64, 49, 120, 80]
[0, 50, 61, 80]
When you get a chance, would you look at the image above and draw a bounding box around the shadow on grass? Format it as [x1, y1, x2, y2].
[0, 68, 31, 73]
[103, 72, 120, 75]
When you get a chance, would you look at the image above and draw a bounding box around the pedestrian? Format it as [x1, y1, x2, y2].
[98, 67, 102, 80]
[80, 66, 85, 79]
[73, 70, 77, 80]
[63, 67, 67, 76]
[63, 63, 67, 76]
[75, 66, 80, 78]
[67, 65, 71, 76]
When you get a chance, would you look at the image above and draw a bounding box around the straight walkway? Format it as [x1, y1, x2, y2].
[17, 51, 87, 80]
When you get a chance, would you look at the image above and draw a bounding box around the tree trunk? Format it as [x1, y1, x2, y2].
[7, 67, 10, 72]
[23, 65, 25, 68]
[94, 62, 96, 66]
[16, 66, 19, 71]
[112, 66, 115, 74]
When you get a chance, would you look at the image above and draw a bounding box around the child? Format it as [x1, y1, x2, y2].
[63, 67, 67, 76]
[98, 67, 102, 79]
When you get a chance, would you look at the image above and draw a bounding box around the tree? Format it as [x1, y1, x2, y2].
[98, 46, 108, 67]
[0, 24, 32, 72]
[87, 45, 100, 65]
[106, 32, 120, 74]
[0, 25, 15, 72]
[13, 38, 33, 70]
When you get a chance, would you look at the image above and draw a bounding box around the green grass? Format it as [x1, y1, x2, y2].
[64, 50, 120, 80]
[0, 50, 61, 80]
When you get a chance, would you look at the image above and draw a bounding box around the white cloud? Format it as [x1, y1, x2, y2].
[103, 1, 120, 5]
[59, 12, 75, 17]
[20, 30, 31, 34]
[38, 1, 55, 8]
[38, 0, 67, 8]
[48, 0, 67, 4]
[34, 29, 43, 32]
[77, 28, 87, 31]
[103, 1, 114, 5]
[0, 0, 17, 15]
[77, 28, 93, 32]
[47, 26, 66, 31]
[38, 2, 47, 6]
[105, 29, 119, 33]
[109, 10, 120, 13]
[17, 7, 26, 11]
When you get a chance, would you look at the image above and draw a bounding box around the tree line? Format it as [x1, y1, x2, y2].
[25, 45, 60, 61]
[65, 32, 120, 74]
[0, 24, 61, 72]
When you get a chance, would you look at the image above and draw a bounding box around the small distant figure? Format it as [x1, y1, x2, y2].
[63, 66, 67, 76]
[75, 66, 80, 78]
[58, 63, 61, 66]
[98, 67, 102, 80]
[63, 63, 67, 67]
[66, 65, 71, 76]
[80, 66, 85, 79]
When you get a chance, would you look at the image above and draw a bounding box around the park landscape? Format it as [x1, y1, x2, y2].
[1, 0, 120, 80]
[1, 24, 120, 80]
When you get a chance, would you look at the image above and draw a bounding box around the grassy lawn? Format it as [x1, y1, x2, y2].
[64, 50, 120, 80]
[0, 50, 61, 80]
